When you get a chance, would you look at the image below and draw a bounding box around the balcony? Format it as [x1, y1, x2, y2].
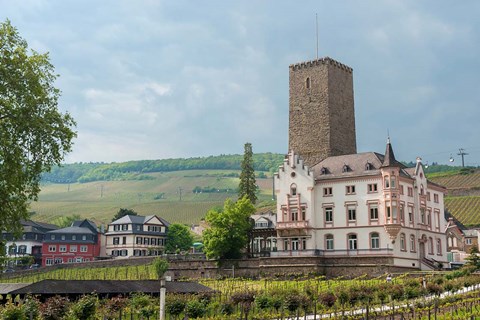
[276, 221, 309, 230]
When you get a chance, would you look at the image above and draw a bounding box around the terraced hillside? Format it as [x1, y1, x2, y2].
[429, 169, 480, 227]
[30, 170, 274, 226]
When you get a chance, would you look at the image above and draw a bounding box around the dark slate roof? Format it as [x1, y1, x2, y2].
[381, 139, 402, 168]
[72, 219, 98, 232]
[47, 226, 96, 235]
[111, 215, 170, 227]
[5, 280, 212, 295]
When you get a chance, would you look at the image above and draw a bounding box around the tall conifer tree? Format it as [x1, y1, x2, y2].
[238, 142, 257, 204]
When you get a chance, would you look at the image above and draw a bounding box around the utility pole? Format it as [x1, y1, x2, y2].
[457, 148, 468, 167]
[178, 187, 183, 201]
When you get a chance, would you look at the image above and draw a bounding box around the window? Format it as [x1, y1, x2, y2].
[122, 224, 128, 231]
[59, 245, 67, 252]
[291, 238, 299, 251]
[436, 239, 442, 255]
[325, 207, 333, 223]
[136, 225, 141, 231]
[435, 211, 440, 230]
[290, 184, 297, 196]
[346, 185, 356, 195]
[320, 167, 328, 174]
[136, 237, 142, 245]
[370, 233, 380, 249]
[391, 177, 396, 188]
[400, 185, 404, 195]
[80, 246, 87, 252]
[428, 237, 434, 254]
[70, 245, 77, 252]
[51, 235, 56, 240]
[466, 238, 472, 245]
[68, 258, 74, 263]
[434, 194, 439, 203]
[410, 235, 416, 252]
[306, 77, 310, 89]
[368, 184, 378, 193]
[122, 237, 127, 245]
[420, 208, 425, 224]
[46, 258, 54, 266]
[348, 234, 358, 250]
[114, 225, 120, 231]
[72, 235, 76, 241]
[326, 234, 334, 250]
[54, 258, 63, 264]
[408, 187, 413, 197]
[144, 238, 150, 245]
[113, 237, 119, 245]
[427, 211, 432, 228]
[82, 235, 87, 241]
[427, 192, 431, 201]
[121, 249, 128, 256]
[408, 206, 414, 223]
[400, 233, 406, 251]
[347, 206, 356, 221]
[342, 164, 350, 173]
[291, 209, 298, 221]
[49, 245, 56, 252]
[61, 235, 65, 240]
[369, 205, 379, 221]
[323, 187, 332, 196]
[365, 162, 373, 170]
[151, 238, 157, 246]
[399, 205, 405, 223]
[384, 176, 390, 188]
[18, 245, 27, 254]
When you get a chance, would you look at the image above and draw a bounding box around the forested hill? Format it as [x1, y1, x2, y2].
[42, 153, 285, 183]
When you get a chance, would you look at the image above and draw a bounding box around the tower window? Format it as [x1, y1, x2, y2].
[306, 77, 310, 89]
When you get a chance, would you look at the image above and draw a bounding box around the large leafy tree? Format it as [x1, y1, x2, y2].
[238, 142, 257, 204]
[0, 20, 76, 238]
[166, 223, 194, 253]
[203, 196, 256, 259]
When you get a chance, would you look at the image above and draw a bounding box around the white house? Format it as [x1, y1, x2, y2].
[105, 215, 169, 258]
[274, 139, 449, 270]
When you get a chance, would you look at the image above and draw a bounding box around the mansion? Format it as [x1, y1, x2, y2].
[273, 143, 448, 270]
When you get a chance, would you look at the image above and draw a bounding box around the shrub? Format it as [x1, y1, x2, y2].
[185, 300, 206, 319]
[40, 296, 71, 320]
[255, 294, 272, 310]
[166, 295, 186, 318]
[220, 303, 234, 315]
[284, 291, 301, 313]
[23, 296, 40, 320]
[1, 301, 26, 320]
[319, 291, 336, 308]
[69, 294, 97, 320]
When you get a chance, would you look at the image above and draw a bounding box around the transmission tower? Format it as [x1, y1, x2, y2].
[457, 148, 468, 167]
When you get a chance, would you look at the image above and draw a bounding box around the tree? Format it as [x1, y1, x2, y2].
[51, 214, 81, 228]
[238, 143, 257, 204]
[0, 20, 76, 238]
[166, 223, 193, 253]
[111, 208, 138, 222]
[465, 245, 480, 270]
[153, 257, 169, 279]
[203, 196, 256, 259]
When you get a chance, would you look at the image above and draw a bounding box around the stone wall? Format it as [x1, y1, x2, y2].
[288, 57, 356, 167]
[2, 255, 417, 280]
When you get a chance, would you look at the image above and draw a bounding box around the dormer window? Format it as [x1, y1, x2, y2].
[342, 164, 350, 173]
[365, 162, 373, 170]
[320, 167, 328, 175]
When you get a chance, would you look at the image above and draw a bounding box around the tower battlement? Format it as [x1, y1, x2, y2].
[289, 57, 353, 73]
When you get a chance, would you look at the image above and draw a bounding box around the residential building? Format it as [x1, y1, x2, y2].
[41, 219, 101, 266]
[249, 210, 277, 256]
[2, 220, 58, 265]
[274, 145, 448, 270]
[105, 215, 169, 258]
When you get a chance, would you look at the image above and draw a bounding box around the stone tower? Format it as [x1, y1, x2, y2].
[288, 57, 357, 167]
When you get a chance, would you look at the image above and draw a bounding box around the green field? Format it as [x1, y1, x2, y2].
[30, 170, 274, 226]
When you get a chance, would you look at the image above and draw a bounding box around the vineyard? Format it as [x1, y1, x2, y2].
[2, 263, 480, 319]
[429, 169, 480, 190]
[445, 196, 480, 227]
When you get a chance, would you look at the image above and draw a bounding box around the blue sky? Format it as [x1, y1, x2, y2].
[2, 1, 479, 166]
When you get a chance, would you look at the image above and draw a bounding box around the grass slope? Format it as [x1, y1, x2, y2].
[30, 170, 274, 226]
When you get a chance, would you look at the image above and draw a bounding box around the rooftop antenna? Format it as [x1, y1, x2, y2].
[315, 13, 319, 60]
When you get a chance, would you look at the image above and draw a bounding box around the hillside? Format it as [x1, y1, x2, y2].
[429, 168, 480, 227]
[31, 170, 275, 227]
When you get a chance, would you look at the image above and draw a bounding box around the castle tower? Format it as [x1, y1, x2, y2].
[288, 57, 357, 167]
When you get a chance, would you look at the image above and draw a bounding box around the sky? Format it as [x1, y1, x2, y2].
[1, 1, 480, 166]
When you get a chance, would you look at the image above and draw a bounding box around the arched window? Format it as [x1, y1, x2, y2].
[290, 184, 297, 196]
[348, 234, 358, 250]
[306, 77, 310, 89]
[365, 162, 373, 170]
[325, 234, 334, 250]
[384, 176, 390, 188]
[370, 232, 380, 249]
[410, 235, 416, 252]
[400, 233, 406, 251]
